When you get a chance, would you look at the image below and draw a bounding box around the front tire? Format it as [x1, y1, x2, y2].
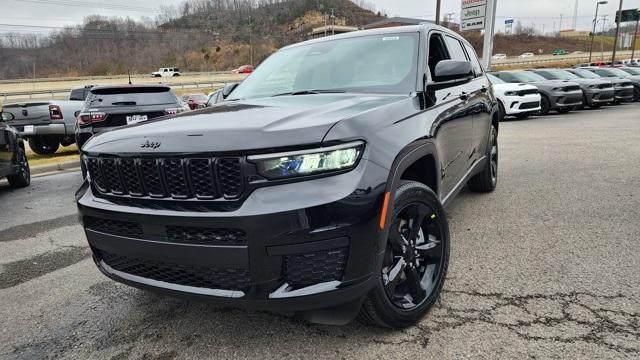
[633, 86, 640, 102]
[468, 125, 498, 193]
[539, 95, 551, 115]
[497, 101, 506, 121]
[7, 147, 30, 188]
[359, 181, 450, 329]
[28, 137, 60, 155]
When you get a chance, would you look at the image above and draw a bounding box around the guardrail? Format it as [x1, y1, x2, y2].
[1, 80, 233, 103]
[492, 50, 636, 67]
[0, 71, 232, 85]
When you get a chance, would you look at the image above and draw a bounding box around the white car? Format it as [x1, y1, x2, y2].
[519, 52, 534, 58]
[492, 53, 507, 60]
[487, 73, 541, 119]
[151, 67, 181, 77]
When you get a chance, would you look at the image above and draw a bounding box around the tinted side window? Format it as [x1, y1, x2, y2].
[494, 73, 517, 83]
[445, 36, 467, 61]
[463, 43, 484, 76]
[69, 89, 84, 101]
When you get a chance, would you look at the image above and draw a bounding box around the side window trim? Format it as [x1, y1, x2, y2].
[462, 42, 484, 78]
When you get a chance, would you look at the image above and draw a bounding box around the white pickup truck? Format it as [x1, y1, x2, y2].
[151, 67, 181, 77]
[0, 86, 89, 154]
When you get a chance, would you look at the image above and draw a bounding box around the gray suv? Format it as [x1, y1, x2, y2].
[529, 69, 613, 109]
[491, 71, 583, 115]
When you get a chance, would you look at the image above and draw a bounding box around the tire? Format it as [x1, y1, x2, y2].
[154, 74, 161, 78]
[539, 95, 551, 115]
[515, 112, 530, 119]
[359, 181, 450, 329]
[577, 93, 587, 110]
[28, 137, 60, 155]
[60, 137, 75, 147]
[468, 125, 498, 193]
[633, 86, 640, 102]
[173, 73, 180, 77]
[497, 101, 506, 121]
[7, 147, 30, 188]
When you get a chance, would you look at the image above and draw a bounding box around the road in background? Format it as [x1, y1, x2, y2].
[1, 104, 639, 359]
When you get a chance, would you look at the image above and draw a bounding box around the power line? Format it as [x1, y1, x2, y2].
[10, 0, 161, 13]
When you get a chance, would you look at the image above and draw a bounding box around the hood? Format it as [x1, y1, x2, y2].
[567, 78, 610, 86]
[530, 80, 580, 89]
[83, 93, 408, 154]
[492, 83, 537, 91]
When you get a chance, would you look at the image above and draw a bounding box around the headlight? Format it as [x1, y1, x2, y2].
[504, 91, 518, 96]
[588, 84, 598, 89]
[551, 87, 562, 91]
[248, 141, 365, 179]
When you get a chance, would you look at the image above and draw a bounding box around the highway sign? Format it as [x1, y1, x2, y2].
[615, 9, 639, 23]
[505, 19, 514, 24]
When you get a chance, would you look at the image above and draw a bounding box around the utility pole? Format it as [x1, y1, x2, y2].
[560, 14, 564, 32]
[572, 0, 579, 30]
[435, 0, 441, 25]
[612, 0, 624, 63]
[632, 15, 639, 60]
[589, 1, 608, 63]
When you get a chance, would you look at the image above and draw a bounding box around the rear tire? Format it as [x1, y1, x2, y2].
[28, 137, 60, 155]
[7, 147, 30, 188]
[358, 181, 450, 329]
[468, 125, 498, 193]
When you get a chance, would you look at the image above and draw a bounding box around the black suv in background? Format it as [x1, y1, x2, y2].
[75, 84, 188, 149]
[0, 112, 30, 188]
[77, 25, 498, 328]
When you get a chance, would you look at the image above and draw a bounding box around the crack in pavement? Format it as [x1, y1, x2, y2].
[400, 289, 640, 355]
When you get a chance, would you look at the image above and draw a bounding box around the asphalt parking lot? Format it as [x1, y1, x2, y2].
[1, 104, 639, 359]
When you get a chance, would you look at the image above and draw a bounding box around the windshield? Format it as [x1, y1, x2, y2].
[570, 69, 602, 79]
[621, 67, 640, 75]
[595, 68, 630, 77]
[511, 71, 548, 82]
[86, 87, 177, 107]
[229, 33, 419, 100]
[547, 70, 579, 80]
[486, 73, 506, 84]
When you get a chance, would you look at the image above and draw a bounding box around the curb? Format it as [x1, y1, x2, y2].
[31, 160, 81, 176]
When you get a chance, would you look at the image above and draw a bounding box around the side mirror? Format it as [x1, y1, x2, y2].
[222, 82, 240, 99]
[427, 60, 474, 91]
[1, 111, 15, 122]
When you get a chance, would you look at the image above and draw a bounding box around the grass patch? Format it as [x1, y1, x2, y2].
[26, 144, 80, 167]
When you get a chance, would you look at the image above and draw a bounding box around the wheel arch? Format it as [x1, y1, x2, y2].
[379, 140, 441, 236]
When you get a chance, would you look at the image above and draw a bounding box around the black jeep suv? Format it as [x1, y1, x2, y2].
[76, 25, 498, 328]
[0, 112, 30, 188]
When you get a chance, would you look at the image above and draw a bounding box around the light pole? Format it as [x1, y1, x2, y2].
[589, 1, 608, 63]
[612, 0, 624, 63]
[435, 0, 442, 25]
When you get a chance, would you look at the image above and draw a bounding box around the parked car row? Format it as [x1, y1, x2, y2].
[489, 66, 640, 119]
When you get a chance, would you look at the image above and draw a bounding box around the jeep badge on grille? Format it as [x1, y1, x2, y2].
[140, 140, 161, 149]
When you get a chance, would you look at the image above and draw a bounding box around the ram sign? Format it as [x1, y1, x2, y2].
[461, 0, 487, 31]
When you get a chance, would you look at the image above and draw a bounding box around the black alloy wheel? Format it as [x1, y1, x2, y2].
[382, 202, 446, 309]
[359, 181, 450, 328]
[7, 147, 31, 188]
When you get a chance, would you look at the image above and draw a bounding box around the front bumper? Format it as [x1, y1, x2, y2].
[549, 90, 583, 109]
[614, 87, 635, 102]
[584, 88, 614, 106]
[76, 159, 389, 311]
[502, 94, 541, 115]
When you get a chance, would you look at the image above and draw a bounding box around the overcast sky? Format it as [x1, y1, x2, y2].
[2, 0, 640, 35]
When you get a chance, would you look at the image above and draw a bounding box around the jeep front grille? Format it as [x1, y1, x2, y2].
[86, 155, 244, 200]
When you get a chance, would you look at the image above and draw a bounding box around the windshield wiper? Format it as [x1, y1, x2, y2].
[271, 89, 346, 97]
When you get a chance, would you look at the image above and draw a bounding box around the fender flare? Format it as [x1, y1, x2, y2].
[378, 140, 441, 242]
